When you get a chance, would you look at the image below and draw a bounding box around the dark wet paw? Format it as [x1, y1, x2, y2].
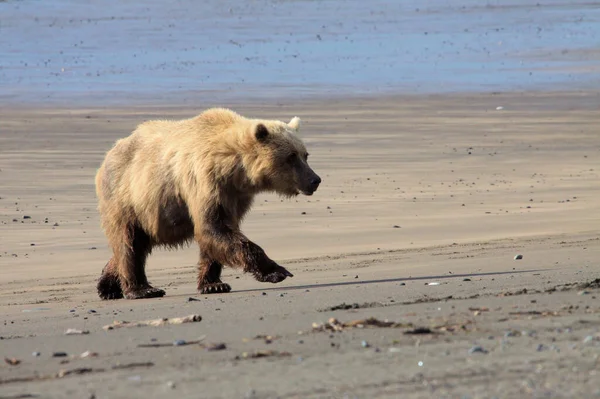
[199, 282, 232, 294]
[97, 274, 123, 300]
[255, 265, 294, 283]
[124, 286, 166, 300]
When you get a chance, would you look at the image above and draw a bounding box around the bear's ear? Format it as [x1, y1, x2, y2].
[255, 124, 269, 142]
[288, 116, 301, 131]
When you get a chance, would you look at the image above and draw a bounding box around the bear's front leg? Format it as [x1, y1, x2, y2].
[198, 229, 293, 285]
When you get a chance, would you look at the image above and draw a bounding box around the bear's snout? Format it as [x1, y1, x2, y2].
[301, 171, 321, 195]
[309, 175, 321, 192]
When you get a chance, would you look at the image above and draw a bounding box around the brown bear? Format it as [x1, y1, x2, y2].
[94, 108, 321, 300]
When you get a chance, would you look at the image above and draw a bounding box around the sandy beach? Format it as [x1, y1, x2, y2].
[2, 0, 600, 398]
[1, 91, 599, 398]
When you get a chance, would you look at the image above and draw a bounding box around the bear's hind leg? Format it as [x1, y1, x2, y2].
[97, 257, 123, 300]
[118, 224, 166, 300]
[197, 257, 231, 294]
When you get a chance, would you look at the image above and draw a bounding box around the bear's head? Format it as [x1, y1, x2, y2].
[251, 116, 321, 197]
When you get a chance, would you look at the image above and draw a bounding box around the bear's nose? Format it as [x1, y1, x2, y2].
[310, 176, 321, 188]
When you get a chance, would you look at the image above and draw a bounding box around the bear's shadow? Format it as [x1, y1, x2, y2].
[231, 269, 550, 294]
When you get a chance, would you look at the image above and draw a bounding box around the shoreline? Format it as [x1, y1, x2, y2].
[2, 87, 599, 112]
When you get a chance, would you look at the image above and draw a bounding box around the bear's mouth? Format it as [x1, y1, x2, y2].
[299, 188, 314, 196]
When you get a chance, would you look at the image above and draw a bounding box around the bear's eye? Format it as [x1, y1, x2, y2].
[287, 153, 297, 164]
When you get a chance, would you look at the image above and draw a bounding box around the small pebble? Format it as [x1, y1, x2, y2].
[32, 352, 41, 357]
[418, 361, 424, 367]
[361, 340, 370, 348]
[578, 290, 589, 296]
[298, 340, 304, 344]
[427, 282, 440, 286]
[52, 352, 68, 357]
[463, 278, 471, 282]
[583, 336, 595, 344]
[468, 345, 488, 354]
[173, 340, 186, 346]
[88, 309, 97, 314]
[399, 282, 406, 286]
[167, 381, 176, 389]
[536, 344, 545, 352]
[393, 225, 400, 228]
[262, 292, 267, 296]
[206, 343, 227, 351]
[514, 254, 523, 260]
[504, 330, 519, 338]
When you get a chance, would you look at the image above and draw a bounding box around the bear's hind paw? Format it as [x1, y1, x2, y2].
[199, 282, 232, 294]
[97, 274, 124, 300]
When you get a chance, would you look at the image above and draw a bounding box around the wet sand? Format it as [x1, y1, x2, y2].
[2, 0, 600, 397]
[1, 91, 599, 398]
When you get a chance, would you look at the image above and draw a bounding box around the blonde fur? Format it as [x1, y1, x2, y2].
[95, 108, 317, 299]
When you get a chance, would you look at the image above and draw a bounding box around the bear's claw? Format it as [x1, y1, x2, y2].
[255, 265, 294, 283]
[199, 282, 232, 294]
[124, 286, 166, 300]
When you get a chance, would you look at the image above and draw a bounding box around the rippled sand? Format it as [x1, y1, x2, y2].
[1, 91, 599, 398]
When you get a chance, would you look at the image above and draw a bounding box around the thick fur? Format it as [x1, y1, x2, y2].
[95, 108, 320, 299]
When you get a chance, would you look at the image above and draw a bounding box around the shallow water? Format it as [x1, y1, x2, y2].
[1, 0, 599, 105]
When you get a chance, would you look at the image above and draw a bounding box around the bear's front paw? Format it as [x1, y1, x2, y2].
[255, 265, 294, 283]
[124, 286, 166, 300]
